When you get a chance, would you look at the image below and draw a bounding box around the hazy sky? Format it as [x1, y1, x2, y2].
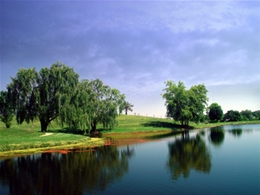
[1, 0, 260, 117]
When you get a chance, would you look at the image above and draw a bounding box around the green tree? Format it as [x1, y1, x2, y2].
[87, 79, 125, 132]
[208, 103, 223, 122]
[0, 91, 15, 128]
[224, 110, 242, 122]
[60, 79, 125, 132]
[252, 110, 260, 120]
[240, 110, 253, 121]
[8, 62, 79, 132]
[162, 80, 208, 126]
[123, 101, 134, 115]
[59, 80, 91, 133]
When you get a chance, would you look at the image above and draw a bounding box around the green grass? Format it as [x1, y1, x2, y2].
[1, 115, 259, 156]
[0, 120, 105, 157]
[102, 115, 260, 133]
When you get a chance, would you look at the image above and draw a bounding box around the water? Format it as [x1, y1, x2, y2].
[1, 124, 260, 195]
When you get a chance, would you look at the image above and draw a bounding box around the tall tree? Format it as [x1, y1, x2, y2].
[208, 103, 223, 122]
[8, 62, 79, 132]
[162, 80, 208, 126]
[123, 101, 134, 115]
[60, 79, 125, 132]
[87, 79, 125, 132]
[0, 91, 15, 128]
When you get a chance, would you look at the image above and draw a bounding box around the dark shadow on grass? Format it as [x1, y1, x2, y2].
[142, 121, 194, 140]
[48, 128, 87, 135]
[142, 121, 193, 130]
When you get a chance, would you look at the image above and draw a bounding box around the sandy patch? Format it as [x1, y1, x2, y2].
[40, 133, 53, 137]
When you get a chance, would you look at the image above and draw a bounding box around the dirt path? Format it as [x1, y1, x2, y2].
[40, 133, 53, 137]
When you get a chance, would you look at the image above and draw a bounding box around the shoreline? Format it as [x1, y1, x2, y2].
[1, 121, 259, 158]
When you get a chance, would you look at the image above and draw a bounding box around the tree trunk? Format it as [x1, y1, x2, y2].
[125, 109, 128, 115]
[40, 119, 49, 132]
[91, 121, 97, 132]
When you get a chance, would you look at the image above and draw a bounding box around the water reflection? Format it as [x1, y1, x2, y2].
[209, 127, 225, 147]
[229, 128, 242, 137]
[167, 134, 211, 180]
[0, 145, 129, 195]
[122, 145, 135, 158]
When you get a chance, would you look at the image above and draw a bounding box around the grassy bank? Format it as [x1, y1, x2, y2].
[1, 115, 259, 156]
[104, 115, 260, 133]
[0, 121, 105, 157]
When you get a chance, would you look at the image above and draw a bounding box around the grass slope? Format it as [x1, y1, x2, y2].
[103, 115, 260, 133]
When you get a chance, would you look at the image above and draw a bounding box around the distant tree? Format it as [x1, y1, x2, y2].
[162, 80, 208, 126]
[224, 110, 242, 122]
[0, 91, 15, 128]
[123, 101, 134, 115]
[8, 62, 79, 132]
[240, 110, 253, 121]
[208, 103, 223, 122]
[60, 79, 125, 133]
[252, 110, 260, 120]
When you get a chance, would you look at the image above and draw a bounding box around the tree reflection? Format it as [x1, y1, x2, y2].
[122, 145, 135, 158]
[167, 134, 211, 180]
[229, 128, 242, 137]
[0, 145, 129, 195]
[209, 127, 225, 147]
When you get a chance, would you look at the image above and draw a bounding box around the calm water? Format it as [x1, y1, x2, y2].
[0, 124, 260, 195]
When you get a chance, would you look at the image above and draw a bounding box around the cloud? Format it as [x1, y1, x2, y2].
[1, 1, 259, 115]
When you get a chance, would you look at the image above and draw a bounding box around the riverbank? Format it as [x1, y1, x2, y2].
[0, 122, 105, 158]
[1, 115, 259, 157]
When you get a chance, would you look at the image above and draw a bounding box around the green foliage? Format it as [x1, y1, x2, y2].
[123, 101, 134, 115]
[252, 110, 260, 119]
[60, 79, 125, 132]
[162, 80, 208, 126]
[0, 91, 14, 128]
[240, 110, 253, 121]
[224, 110, 242, 121]
[7, 62, 79, 132]
[208, 103, 223, 122]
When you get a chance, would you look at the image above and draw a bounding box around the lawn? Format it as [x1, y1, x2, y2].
[0, 120, 105, 157]
[103, 114, 260, 133]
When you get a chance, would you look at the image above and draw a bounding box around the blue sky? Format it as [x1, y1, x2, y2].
[1, 0, 260, 117]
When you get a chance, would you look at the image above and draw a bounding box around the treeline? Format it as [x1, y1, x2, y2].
[162, 80, 260, 125]
[0, 62, 128, 133]
[208, 103, 260, 123]
[1, 63, 259, 132]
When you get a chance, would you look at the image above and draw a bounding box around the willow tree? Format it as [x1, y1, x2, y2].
[162, 80, 208, 126]
[60, 79, 125, 133]
[0, 91, 15, 128]
[59, 79, 91, 133]
[8, 62, 79, 132]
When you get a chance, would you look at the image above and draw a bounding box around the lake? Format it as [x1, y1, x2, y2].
[0, 124, 260, 195]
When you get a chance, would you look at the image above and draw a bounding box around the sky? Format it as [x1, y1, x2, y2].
[1, 0, 260, 117]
